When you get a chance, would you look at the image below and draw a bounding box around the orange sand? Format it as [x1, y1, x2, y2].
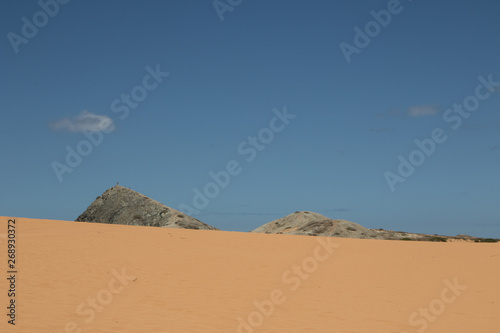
[1, 217, 499, 332]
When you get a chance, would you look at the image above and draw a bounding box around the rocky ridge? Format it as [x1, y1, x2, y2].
[76, 185, 217, 230]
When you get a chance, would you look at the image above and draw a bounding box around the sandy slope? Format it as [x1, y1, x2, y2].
[1, 217, 499, 333]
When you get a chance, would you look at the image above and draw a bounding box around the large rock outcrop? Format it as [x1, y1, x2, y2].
[76, 185, 217, 230]
[251, 211, 381, 239]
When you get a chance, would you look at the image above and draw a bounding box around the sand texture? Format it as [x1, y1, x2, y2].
[1, 216, 499, 333]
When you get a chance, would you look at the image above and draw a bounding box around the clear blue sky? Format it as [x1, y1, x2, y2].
[1, 0, 500, 238]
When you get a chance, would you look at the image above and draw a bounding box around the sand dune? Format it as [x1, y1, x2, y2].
[1, 216, 499, 333]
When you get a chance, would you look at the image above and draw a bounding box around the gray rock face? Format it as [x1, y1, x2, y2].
[251, 211, 382, 239]
[75, 185, 218, 230]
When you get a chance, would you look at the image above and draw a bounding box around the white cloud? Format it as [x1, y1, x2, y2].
[407, 105, 440, 117]
[49, 111, 115, 132]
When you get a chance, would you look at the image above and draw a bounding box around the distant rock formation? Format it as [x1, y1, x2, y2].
[251, 211, 382, 239]
[75, 185, 218, 230]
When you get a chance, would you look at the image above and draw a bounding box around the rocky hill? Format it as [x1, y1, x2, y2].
[251, 211, 499, 242]
[75, 189, 498, 242]
[251, 211, 383, 239]
[75, 185, 217, 230]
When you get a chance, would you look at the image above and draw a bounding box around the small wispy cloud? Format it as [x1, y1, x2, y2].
[49, 111, 115, 133]
[376, 105, 440, 118]
[490, 145, 500, 151]
[406, 105, 440, 117]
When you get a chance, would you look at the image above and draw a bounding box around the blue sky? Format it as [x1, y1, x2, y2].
[1, 0, 500, 238]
